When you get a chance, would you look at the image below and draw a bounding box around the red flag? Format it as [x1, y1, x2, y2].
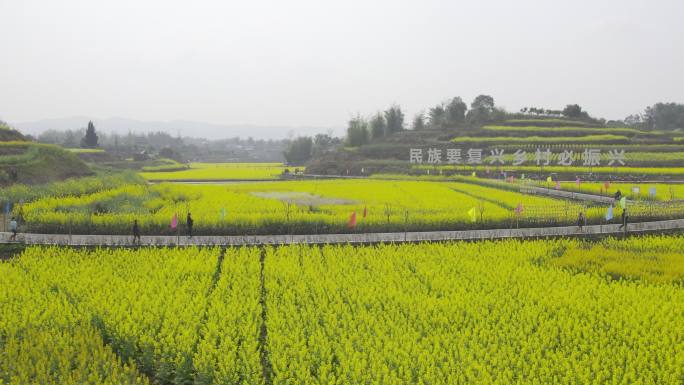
[363, 206, 367, 218]
[555, 180, 561, 190]
[170, 213, 178, 230]
[348, 211, 357, 228]
[604, 181, 610, 190]
[575, 177, 581, 187]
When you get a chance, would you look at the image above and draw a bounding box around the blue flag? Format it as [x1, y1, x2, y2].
[4, 201, 11, 215]
[605, 206, 613, 221]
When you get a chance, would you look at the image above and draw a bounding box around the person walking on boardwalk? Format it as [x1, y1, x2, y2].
[576, 211, 585, 232]
[9, 217, 18, 241]
[186, 212, 194, 238]
[614, 189, 622, 202]
[618, 208, 628, 231]
[132, 219, 141, 245]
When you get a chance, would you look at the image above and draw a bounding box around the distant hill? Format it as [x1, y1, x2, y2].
[306, 118, 684, 176]
[12, 116, 340, 140]
[0, 121, 92, 186]
[0, 121, 27, 141]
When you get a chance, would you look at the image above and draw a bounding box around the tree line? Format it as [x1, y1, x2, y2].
[282, 134, 342, 165]
[620, 103, 684, 131]
[36, 121, 298, 163]
[345, 94, 510, 147]
[344, 99, 684, 147]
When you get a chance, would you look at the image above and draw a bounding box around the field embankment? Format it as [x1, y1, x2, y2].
[0, 142, 92, 185]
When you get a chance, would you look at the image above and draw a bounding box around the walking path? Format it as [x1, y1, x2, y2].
[519, 185, 617, 204]
[1, 219, 682, 246]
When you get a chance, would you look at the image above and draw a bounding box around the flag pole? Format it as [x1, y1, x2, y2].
[404, 209, 408, 242]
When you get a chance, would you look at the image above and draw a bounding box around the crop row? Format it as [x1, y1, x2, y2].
[482, 125, 644, 135]
[265, 240, 683, 384]
[413, 164, 684, 176]
[0, 246, 261, 385]
[451, 134, 631, 144]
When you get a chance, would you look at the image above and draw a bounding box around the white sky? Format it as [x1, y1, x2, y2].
[1, 0, 683, 131]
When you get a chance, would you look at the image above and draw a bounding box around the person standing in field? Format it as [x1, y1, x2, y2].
[186, 212, 194, 238]
[132, 219, 141, 245]
[9, 217, 18, 241]
[576, 212, 585, 232]
[618, 208, 628, 231]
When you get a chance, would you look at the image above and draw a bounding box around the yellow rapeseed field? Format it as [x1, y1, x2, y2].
[17, 179, 601, 235]
[139, 162, 287, 181]
[3, 237, 681, 384]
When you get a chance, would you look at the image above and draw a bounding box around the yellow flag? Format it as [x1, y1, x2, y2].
[468, 207, 477, 222]
[471, 171, 476, 178]
[546, 176, 552, 183]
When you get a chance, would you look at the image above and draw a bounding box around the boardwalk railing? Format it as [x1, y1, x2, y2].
[1, 219, 683, 247]
[519, 185, 616, 204]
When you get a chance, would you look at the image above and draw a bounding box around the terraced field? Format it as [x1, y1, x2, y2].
[139, 162, 287, 181]
[451, 134, 630, 144]
[312, 117, 684, 178]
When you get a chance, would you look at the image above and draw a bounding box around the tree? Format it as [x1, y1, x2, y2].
[159, 147, 184, 163]
[346, 115, 369, 147]
[562, 104, 583, 119]
[283, 136, 313, 165]
[384, 104, 405, 134]
[369, 113, 386, 139]
[412, 112, 426, 130]
[428, 104, 446, 129]
[606, 120, 626, 128]
[445, 97, 467, 126]
[63, 130, 79, 147]
[466, 95, 497, 125]
[471, 95, 495, 111]
[643, 102, 684, 131]
[81, 121, 99, 148]
[312, 134, 340, 157]
[624, 114, 643, 128]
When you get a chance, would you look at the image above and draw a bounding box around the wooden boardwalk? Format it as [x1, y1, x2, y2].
[520, 185, 617, 204]
[1, 219, 682, 247]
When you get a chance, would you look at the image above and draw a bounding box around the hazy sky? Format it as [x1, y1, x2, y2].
[2, 0, 683, 133]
